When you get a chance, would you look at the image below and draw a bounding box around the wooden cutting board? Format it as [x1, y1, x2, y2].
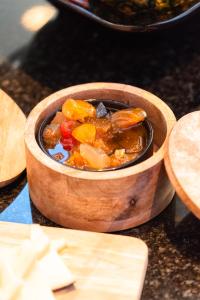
[0, 89, 26, 187]
[0, 222, 148, 300]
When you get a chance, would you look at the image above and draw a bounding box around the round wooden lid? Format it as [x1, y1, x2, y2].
[165, 111, 200, 218]
[0, 89, 26, 187]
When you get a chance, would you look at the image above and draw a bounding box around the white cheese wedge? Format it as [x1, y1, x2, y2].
[17, 264, 55, 300]
[38, 248, 74, 290]
[0, 257, 22, 300]
[30, 224, 50, 259]
[13, 240, 38, 278]
[0, 224, 74, 300]
[30, 225, 74, 290]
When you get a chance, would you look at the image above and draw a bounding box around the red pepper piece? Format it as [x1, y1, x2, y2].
[60, 136, 77, 151]
[60, 121, 76, 138]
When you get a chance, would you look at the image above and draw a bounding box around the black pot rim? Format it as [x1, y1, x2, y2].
[47, 0, 200, 32]
[37, 99, 154, 172]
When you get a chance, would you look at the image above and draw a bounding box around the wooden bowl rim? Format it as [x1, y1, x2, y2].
[25, 82, 176, 180]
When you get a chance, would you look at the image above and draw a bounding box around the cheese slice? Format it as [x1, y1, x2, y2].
[13, 240, 38, 278]
[38, 248, 74, 290]
[0, 257, 22, 300]
[30, 225, 74, 290]
[30, 224, 50, 259]
[30, 225, 67, 254]
[0, 224, 74, 300]
[16, 264, 55, 300]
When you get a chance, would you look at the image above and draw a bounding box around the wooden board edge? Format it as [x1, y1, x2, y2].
[164, 139, 200, 219]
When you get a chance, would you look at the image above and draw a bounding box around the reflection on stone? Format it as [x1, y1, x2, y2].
[21, 4, 57, 32]
[174, 195, 190, 226]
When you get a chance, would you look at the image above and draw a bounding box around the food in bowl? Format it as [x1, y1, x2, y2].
[40, 99, 152, 171]
[90, 0, 198, 25]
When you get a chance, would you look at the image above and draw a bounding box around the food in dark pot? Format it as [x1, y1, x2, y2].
[89, 0, 198, 25]
[40, 99, 152, 171]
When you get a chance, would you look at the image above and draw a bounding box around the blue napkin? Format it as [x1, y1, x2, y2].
[0, 184, 33, 224]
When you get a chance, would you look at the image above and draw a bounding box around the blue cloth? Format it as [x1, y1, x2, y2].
[0, 184, 33, 224]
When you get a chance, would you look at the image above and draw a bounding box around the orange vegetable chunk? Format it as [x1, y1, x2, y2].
[80, 144, 110, 170]
[72, 124, 96, 144]
[62, 99, 96, 122]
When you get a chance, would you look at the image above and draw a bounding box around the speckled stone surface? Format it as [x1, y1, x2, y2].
[1, 1, 200, 299]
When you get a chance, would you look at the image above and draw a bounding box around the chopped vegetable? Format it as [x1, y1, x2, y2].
[60, 136, 77, 151]
[88, 118, 112, 139]
[93, 138, 114, 155]
[62, 99, 96, 122]
[80, 144, 110, 169]
[60, 121, 76, 138]
[60, 123, 71, 139]
[96, 102, 108, 118]
[66, 151, 87, 169]
[114, 149, 126, 159]
[72, 124, 96, 144]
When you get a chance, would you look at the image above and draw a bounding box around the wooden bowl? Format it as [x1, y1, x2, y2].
[25, 83, 176, 232]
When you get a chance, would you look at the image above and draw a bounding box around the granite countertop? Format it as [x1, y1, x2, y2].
[1, 1, 200, 299]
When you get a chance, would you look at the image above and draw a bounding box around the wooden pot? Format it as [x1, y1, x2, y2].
[25, 83, 176, 232]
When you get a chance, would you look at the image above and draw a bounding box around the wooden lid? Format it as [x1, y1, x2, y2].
[0, 89, 26, 187]
[165, 111, 200, 218]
